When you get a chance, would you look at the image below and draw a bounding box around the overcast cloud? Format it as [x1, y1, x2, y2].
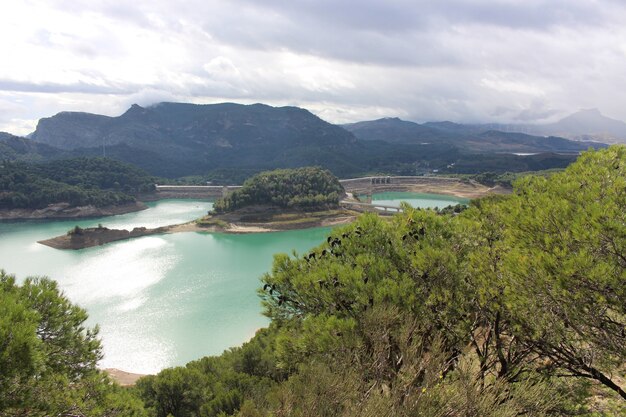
[1, 0, 625, 135]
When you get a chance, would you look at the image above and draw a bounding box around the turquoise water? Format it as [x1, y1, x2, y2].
[367, 191, 468, 209]
[0, 194, 465, 374]
[0, 199, 330, 373]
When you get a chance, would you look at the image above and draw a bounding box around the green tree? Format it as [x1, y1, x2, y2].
[0, 270, 147, 416]
[495, 147, 626, 399]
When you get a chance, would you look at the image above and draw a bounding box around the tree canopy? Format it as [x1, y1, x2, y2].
[0, 157, 156, 210]
[212, 167, 344, 213]
[0, 271, 146, 416]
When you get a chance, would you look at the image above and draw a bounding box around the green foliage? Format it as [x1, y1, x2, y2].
[257, 147, 626, 412]
[212, 167, 344, 213]
[0, 270, 147, 416]
[135, 328, 281, 417]
[0, 157, 156, 210]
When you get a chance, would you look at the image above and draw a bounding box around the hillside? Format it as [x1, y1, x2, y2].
[0, 132, 66, 162]
[343, 117, 455, 143]
[536, 108, 626, 142]
[0, 157, 155, 213]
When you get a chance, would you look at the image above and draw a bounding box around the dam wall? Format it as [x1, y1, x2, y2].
[154, 185, 242, 199]
[339, 176, 465, 194]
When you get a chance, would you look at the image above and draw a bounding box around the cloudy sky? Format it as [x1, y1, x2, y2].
[1, 0, 625, 135]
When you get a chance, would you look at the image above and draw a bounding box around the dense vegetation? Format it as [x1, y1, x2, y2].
[0, 271, 146, 416]
[2, 148, 624, 415]
[0, 158, 156, 209]
[212, 167, 344, 213]
[138, 147, 625, 416]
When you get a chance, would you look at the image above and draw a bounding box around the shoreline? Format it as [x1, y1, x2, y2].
[0, 201, 148, 221]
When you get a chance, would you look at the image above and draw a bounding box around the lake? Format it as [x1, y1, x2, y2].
[0, 193, 466, 374]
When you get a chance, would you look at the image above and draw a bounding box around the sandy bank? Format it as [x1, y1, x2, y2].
[105, 368, 147, 386]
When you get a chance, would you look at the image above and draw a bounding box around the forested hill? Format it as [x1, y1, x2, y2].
[24, 102, 588, 180]
[3, 147, 624, 415]
[0, 157, 156, 210]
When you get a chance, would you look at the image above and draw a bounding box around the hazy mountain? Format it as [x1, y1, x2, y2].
[535, 109, 626, 143]
[424, 109, 626, 144]
[345, 117, 601, 153]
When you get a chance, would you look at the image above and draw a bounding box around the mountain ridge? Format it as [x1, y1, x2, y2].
[343, 117, 602, 153]
[16, 102, 606, 180]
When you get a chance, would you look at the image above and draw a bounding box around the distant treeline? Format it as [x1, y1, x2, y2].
[212, 167, 344, 213]
[0, 157, 156, 209]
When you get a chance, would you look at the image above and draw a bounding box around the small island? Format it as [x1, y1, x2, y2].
[38, 224, 169, 250]
[200, 166, 359, 230]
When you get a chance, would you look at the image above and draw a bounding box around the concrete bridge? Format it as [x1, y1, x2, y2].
[340, 200, 403, 214]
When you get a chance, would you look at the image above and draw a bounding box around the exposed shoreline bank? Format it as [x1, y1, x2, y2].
[0, 201, 148, 221]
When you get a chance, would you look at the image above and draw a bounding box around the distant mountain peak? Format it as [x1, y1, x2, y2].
[578, 108, 602, 115]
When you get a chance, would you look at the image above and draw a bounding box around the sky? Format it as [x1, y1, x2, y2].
[1, 0, 626, 135]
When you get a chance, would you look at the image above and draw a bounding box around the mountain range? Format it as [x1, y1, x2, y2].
[343, 117, 600, 153]
[0, 102, 614, 181]
[449, 108, 626, 144]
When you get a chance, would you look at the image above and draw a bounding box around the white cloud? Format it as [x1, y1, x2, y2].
[0, 0, 625, 134]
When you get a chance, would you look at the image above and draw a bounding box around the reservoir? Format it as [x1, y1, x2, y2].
[367, 191, 469, 209]
[0, 193, 466, 374]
